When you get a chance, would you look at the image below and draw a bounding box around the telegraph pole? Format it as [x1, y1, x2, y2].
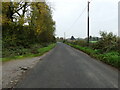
[87, 1, 90, 46]
[64, 32, 66, 40]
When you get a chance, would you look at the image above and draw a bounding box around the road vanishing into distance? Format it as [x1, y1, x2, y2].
[17, 42, 118, 88]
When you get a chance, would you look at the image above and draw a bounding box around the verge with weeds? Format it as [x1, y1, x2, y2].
[2, 43, 56, 62]
[66, 43, 120, 69]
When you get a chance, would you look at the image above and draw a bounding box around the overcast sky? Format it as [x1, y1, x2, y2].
[48, 0, 119, 38]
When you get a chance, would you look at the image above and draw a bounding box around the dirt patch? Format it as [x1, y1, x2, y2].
[2, 50, 52, 89]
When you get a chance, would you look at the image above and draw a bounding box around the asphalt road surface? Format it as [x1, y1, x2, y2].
[17, 42, 118, 88]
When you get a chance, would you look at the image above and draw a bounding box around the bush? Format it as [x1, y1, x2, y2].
[98, 52, 120, 68]
[93, 32, 117, 53]
[117, 37, 120, 53]
[2, 43, 56, 61]
[74, 40, 87, 47]
[67, 43, 120, 69]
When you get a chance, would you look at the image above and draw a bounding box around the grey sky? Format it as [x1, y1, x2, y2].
[49, 0, 119, 38]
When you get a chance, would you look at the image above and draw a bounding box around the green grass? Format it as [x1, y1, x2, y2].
[66, 43, 120, 69]
[98, 52, 120, 68]
[2, 43, 56, 62]
[90, 41, 98, 43]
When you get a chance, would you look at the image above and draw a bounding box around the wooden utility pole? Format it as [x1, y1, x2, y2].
[87, 1, 90, 46]
[64, 32, 66, 40]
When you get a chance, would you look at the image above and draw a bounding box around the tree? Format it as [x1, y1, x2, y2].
[30, 2, 55, 42]
[70, 36, 76, 40]
[2, 1, 56, 48]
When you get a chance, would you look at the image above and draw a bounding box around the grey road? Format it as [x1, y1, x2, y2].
[17, 42, 118, 88]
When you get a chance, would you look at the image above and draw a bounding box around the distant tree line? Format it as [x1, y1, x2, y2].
[67, 32, 120, 53]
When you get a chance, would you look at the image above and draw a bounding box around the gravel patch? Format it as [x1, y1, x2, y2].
[2, 50, 52, 89]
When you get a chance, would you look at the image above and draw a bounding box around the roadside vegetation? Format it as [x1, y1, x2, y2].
[1, 1, 56, 61]
[66, 32, 120, 69]
[2, 43, 55, 62]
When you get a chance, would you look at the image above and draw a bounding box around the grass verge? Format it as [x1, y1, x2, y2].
[2, 43, 56, 62]
[66, 43, 120, 69]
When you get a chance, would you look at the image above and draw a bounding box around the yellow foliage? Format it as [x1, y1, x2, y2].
[0, 15, 11, 25]
[0, 15, 2, 25]
[18, 17, 25, 25]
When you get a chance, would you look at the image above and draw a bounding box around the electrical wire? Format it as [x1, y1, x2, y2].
[67, 6, 87, 32]
[66, 0, 93, 32]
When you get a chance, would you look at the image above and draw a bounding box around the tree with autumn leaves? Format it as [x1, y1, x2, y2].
[1, 1, 56, 48]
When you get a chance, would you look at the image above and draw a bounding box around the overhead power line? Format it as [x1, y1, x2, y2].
[67, 6, 87, 32]
[67, 0, 93, 32]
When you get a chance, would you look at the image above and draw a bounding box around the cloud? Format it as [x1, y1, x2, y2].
[50, 0, 119, 38]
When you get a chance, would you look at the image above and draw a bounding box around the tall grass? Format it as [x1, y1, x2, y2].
[67, 43, 120, 69]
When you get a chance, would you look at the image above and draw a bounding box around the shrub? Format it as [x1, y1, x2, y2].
[117, 37, 120, 53]
[67, 43, 120, 69]
[98, 52, 120, 68]
[74, 40, 87, 47]
[94, 32, 117, 53]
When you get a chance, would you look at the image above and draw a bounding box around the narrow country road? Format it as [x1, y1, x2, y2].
[16, 42, 118, 88]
